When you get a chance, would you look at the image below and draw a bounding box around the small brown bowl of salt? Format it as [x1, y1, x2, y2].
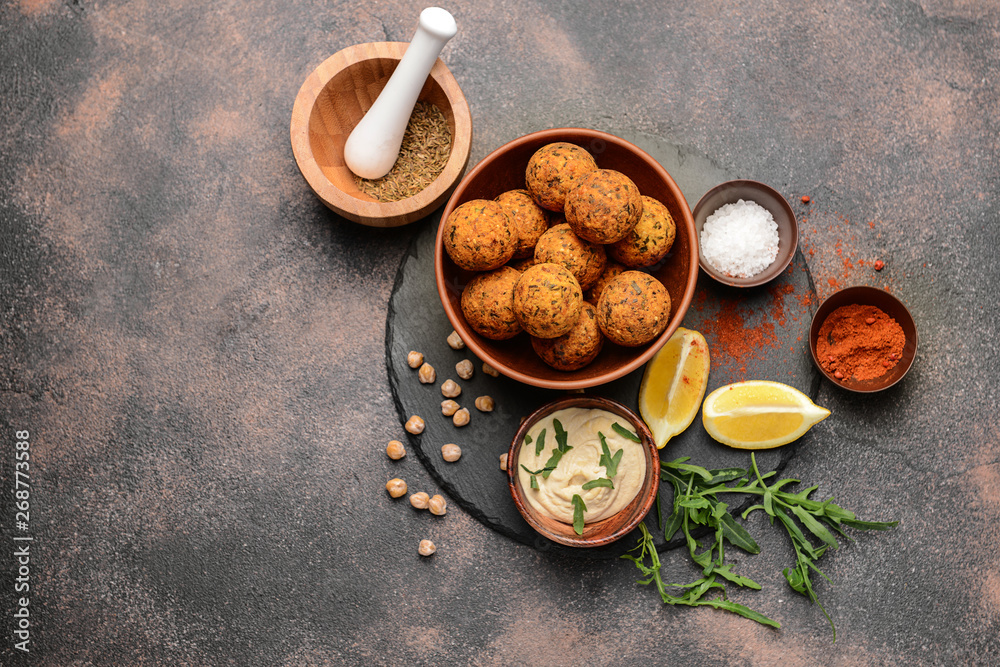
[290, 41, 472, 227]
[809, 285, 917, 393]
[692, 180, 798, 287]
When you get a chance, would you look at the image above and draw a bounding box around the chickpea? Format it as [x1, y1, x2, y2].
[386, 440, 406, 460]
[475, 395, 495, 412]
[386, 478, 407, 498]
[407, 351, 424, 369]
[499, 453, 508, 471]
[452, 407, 470, 427]
[441, 399, 460, 417]
[405, 415, 425, 434]
[441, 379, 461, 398]
[446, 330, 465, 350]
[418, 539, 436, 556]
[441, 443, 462, 462]
[409, 491, 430, 509]
[455, 359, 474, 380]
[428, 494, 447, 516]
[482, 362, 500, 377]
[418, 363, 436, 384]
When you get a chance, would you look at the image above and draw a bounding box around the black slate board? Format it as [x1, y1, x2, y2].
[386, 132, 821, 558]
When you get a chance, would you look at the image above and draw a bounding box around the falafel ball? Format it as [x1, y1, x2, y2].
[564, 169, 643, 244]
[534, 223, 607, 291]
[608, 196, 676, 268]
[531, 301, 604, 371]
[584, 260, 629, 304]
[443, 199, 516, 271]
[525, 142, 598, 212]
[512, 263, 583, 339]
[596, 271, 671, 347]
[461, 267, 523, 340]
[496, 189, 551, 258]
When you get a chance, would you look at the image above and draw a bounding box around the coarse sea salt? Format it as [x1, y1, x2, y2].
[700, 199, 779, 278]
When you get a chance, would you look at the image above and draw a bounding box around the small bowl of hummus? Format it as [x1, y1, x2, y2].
[506, 395, 659, 548]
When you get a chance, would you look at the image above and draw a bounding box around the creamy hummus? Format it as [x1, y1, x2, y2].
[517, 407, 647, 525]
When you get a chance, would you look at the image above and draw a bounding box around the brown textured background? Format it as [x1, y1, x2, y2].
[1, 0, 998, 664]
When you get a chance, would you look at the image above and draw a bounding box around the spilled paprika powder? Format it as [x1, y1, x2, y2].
[816, 304, 905, 381]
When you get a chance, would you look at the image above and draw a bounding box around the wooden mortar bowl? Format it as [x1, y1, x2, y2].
[290, 42, 472, 227]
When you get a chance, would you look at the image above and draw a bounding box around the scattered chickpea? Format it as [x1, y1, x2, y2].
[499, 453, 508, 471]
[409, 491, 430, 509]
[418, 539, 437, 556]
[386, 478, 407, 498]
[428, 494, 447, 516]
[482, 362, 500, 377]
[475, 395, 495, 412]
[455, 359, 474, 380]
[441, 399, 460, 417]
[418, 363, 436, 384]
[405, 415, 425, 434]
[453, 407, 470, 427]
[407, 351, 424, 369]
[446, 330, 465, 350]
[441, 443, 462, 462]
[386, 440, 406, 460]
[441, 379, 461, 398]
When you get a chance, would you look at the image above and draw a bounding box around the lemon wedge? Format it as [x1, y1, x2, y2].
[639, 327, 711, 449]
[702, 381, 830, 449]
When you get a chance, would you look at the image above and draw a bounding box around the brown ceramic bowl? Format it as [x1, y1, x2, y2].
[290, 42, 472, 227]
[809, 286, 918, 393]
[434, 128, 699, 390]
[506, 395, 659, 548]
[692, 180, 798, 287]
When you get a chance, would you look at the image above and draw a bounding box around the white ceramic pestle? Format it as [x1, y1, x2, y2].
[343, 7, 457, 180]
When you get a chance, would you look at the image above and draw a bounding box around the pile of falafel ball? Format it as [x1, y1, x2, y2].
[442, 142, 676, 372]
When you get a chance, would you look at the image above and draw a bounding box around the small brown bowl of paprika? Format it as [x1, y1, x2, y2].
[809, 286, 917, 393]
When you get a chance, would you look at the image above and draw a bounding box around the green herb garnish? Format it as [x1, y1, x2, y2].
[572, 494, 587, 535]
[533, 429, 546, 457]
[553, 419, 568, 451]
[612, 422, 641, 442]
[530, 475, 538, 489]
[540, 420, 572, 478]
[635, 453, 898, 641]
[541, 447, 569, 478]
[598, 431, 624, 479]
[622, 524, 779, 629]
[582, 477, 614, 491]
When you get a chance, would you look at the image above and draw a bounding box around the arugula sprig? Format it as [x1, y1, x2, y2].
[621, 524, 780, 629]
[540, 420, 572, 478]
[572, 494, 587, 535]
[598, 431, 624, 479]
[627, 453, 898, 641]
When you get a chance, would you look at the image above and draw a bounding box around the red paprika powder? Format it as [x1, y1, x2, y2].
[816, 304, 905, 381]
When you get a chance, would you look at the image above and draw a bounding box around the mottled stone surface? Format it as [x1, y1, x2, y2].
[1, 0, 998, 664]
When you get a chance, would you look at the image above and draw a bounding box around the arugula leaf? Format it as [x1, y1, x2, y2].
[541, 446, 570, 478]
[598, 432, 623, 479]
[520, 464, 547, 475]
[534, 429, 546, 456]
[530, 475, 538, 489]
[612, 422, 641, 442]
[572, 494, 586, 535]
[582, 477, 614, 491]
[553, 419, 569, 451]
